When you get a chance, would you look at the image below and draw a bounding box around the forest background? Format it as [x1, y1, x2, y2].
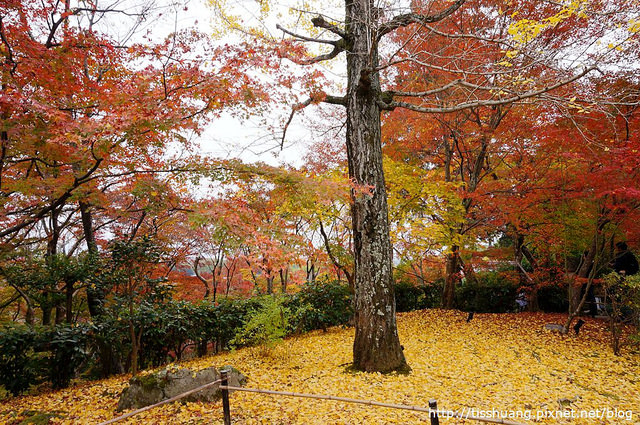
[1, 0, 640, 391]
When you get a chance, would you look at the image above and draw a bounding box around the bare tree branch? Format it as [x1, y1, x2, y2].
[276, 24, 339, 46]
[378, 54, 552, 77]
[324, 94, 347, 106]
[386, 79, 464, 98]
[378, 0, 466, 40]
[281, 94, 346, 148]
[295, 45, 345, 65]
[281, 98, 313, 149]
[422, 23, 509, 44]
[381, 66, 596, 113]
[318, 219, 352, 286]
[71, 7, 147, 18]
[311, 15, 347, 39]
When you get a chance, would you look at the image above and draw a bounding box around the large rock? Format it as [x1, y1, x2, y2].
[544, 323, 567, 333]
[117, 365, 246, 411]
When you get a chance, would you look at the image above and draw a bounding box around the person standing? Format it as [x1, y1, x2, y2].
[612, 242, 639, 276]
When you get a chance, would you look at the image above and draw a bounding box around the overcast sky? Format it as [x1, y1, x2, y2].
[132, 0, 320, 167]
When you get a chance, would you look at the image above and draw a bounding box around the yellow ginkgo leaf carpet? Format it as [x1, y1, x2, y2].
[1, 309, 639, 424]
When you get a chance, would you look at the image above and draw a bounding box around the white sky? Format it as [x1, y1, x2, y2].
[134, 0, 323, 167]
[106, 0, 640, 170]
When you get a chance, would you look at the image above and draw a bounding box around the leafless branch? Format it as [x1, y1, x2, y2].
[71, 7, 146, 18]
[423, 23, 509, 44]
[378, 0, 466, 40]
[386, 79, 463, 98]
[276, 24, 339, 46]
[383, 66, 596, 113]
[281, 94, 346, 148]
[281, 98, 313, 150]
[311, 15, 347, 39]
[378, 54, 551, 77]
[296, 45, 345, 65]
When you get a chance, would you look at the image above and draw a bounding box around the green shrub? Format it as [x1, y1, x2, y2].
[288, 280, 352, 332]
[455, 271, 518, 313]
[209, 298, 249, 351]
[422, 280, 444, 309]
[137, 300, 181, 367]
[622, 274, 640, 328]
[90, 315, 128, 378]
[232, 296, 289, 350]
[603, 273, 640, 353]
[45, 324, 93, 389]
[394, 281, 424, 313]
[394, 280, 443, 312]
[0, 325, 42, 395]
[0, 281, 355, 391]
[0, 324, 93, 393]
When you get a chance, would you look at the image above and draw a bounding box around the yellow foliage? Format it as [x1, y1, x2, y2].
[384, 156, 466, 255]
[507, 18, 546, 44]
[505, 49, 519, 59]
[508, 0, 586, 45]
[208, 0, 341, 41]
[2, 311, 639, 424]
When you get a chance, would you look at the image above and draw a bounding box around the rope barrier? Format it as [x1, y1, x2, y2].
[220, 385, 527, 425]
[97, 378, 223, 425]
[98, 376, 527, 425]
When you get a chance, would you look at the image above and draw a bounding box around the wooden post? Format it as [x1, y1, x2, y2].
[429, 399, 439, 425]
[221, 371, 231, 425]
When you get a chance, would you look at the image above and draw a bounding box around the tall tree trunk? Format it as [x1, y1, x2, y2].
[80, 201, 97, 252]
[25, 301, 35, 325]
[566, 215, 609, 328]
[571, 223, 605, 313]
[212, 252, 224, 302]
[129, 320, 139, 376]
[42, 302, 53, 326]
[521, 244, 540, 311]
[442, 245, 460, 309]
[266, 273, 274, 295]
[129, 277, 139, 376]
[13, 286, 35, 326]
[280, 267, 288, 293]
[55, 304, 65, 324]
[44, 207, 61, 326]
[80, 201, 104, 317]
[80, 201, 123, 376]
[514, 232, 539, 311]
[193, 257, 211, 299]
[0, 101, 7, 194]
[306, 259, 317, 283]
[346, 0, 406, 372]
[65, 278, 74, 323]
[224, 259, 236, 296]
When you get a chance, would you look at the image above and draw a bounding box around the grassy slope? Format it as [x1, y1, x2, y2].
[1, 309, 639, 424]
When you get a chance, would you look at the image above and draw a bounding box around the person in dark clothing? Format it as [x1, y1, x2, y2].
[608, 242, 638, 326]
[580, 282, 597, 317]
[612, 242, 639, 276]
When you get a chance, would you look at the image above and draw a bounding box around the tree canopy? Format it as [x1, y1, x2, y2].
[1, 0, 639, 376]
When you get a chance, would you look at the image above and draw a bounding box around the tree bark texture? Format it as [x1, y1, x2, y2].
[442, 245, 460, 309]
[80, 201, 105, 317]
[514, 232, 539, 311]
[571, 217, 608, 313]
[346, 0, 406, 372]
